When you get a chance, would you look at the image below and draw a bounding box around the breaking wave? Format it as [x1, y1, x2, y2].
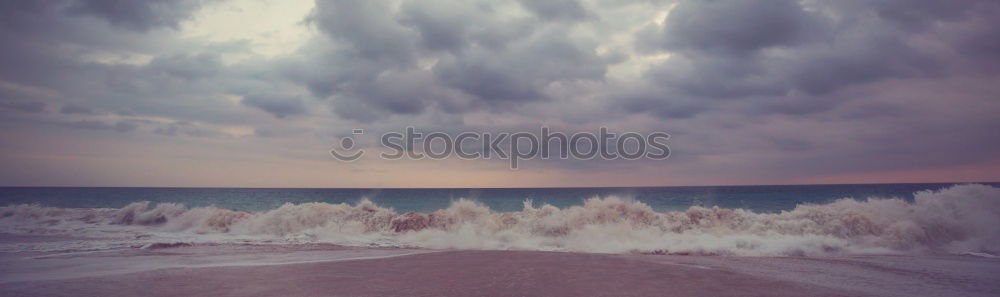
[2, 184, 999, 256]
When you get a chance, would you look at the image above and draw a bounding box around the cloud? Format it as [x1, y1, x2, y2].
[0, 101, 46, 113]
[66, 0, 209, 32]
[146, 53, 222, 79]
[623, 0, 999, 121]
[433, 28, 608, 103]
[152, 121, 227, 137]
[0, 0, 252, 125]
[397, 1, 474, 52]
[1, 0, 999, 186]
[310, 0, 416, 65]
[241, 95, 307, 118]
[517, 0, 590, 21]
[60, 104, 95, 115]
[284, 0, 612, 121]
[64, 119, 137, 132]
[638, 0, 822, 56]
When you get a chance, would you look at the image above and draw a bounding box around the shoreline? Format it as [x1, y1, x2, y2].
[2, 243, 999, 297]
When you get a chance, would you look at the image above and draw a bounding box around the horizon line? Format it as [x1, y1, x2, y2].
[1, 180, 997, 190]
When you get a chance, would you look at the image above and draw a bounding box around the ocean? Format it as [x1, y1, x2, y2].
[0, 182, 988, 213]
[1, 183, 999, 256]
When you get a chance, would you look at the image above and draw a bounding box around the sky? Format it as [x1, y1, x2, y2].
[1, 0, 999, 188]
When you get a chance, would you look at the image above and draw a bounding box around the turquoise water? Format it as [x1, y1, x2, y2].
[1, 183, 992, 213]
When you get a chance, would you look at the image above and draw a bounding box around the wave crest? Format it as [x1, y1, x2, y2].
[2, 184, 998, 256]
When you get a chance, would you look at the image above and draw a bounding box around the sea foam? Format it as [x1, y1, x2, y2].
[2, 184, 998, 256]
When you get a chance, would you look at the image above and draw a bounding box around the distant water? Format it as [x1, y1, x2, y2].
[1, 183, 994, 213]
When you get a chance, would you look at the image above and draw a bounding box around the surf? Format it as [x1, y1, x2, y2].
[2, 184, 998, 256]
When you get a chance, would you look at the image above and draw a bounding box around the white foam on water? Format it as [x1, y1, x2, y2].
[2, 184, 998, 256]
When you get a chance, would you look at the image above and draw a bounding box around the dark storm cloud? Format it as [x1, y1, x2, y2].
[147, 53, 222, 79]
[59, 104, 95, 115]
[433, 28, 608, 103]
[291, 0, 994, 124]
[619, 91, 705, 119]
[336, 70, 436, 116]
[310, 0, 416, 65]
[830, 0, 978, 29]
[4, 0, 998, 126]
[637, 0, 822, 56]
[0, 0, 294, 132]
[397, 2, 473, 52]
[241, 95, 307, 118]
[625, 0, 1000, 119]
[517, 0, 590, 21]
[66, 0, 209, 32]
[64, 119, 137, 133]
[288, 0, 611, 120]
[0, 0, 221, 111]
[57, 59, 259, 125]
[1, 0, 999, 185]
[0, 101, 46, 113]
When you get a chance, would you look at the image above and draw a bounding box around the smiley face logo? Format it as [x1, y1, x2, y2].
[330, 129, 365, 162]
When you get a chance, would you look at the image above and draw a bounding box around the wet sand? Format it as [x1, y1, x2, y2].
[2, 245, 999, 297]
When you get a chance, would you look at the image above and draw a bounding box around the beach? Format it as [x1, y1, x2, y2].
[3, 240, 998, 297]
[2, 184, 999, 296]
